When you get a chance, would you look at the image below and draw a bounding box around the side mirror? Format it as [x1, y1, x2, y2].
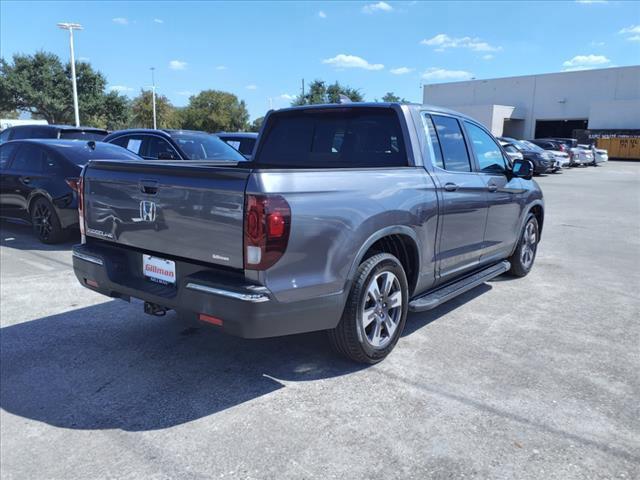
[157, 152, 175, 160]
[511, 159, 533, 180]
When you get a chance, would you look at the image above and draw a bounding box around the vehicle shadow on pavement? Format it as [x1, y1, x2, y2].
[0, 220, 78, 251]
[0, 299, 364, 432]
[403, 283, 492, 336]
[1, 284, 496, 432]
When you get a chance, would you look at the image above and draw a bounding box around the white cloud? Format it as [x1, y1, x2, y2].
[246, 85, 258, 90]
[421, 67, 473, 81]
[590, 41, 605, 47]
[619, 25, 640, 34]
[482, 54, 494, 60]
[216, 65, 227, 70]
[362, 2, 393, 14]
[280, 93, 296, 100]
[420, 33, 501, 52]
[169, 60, 187, 70]
[112, 17, 129, 25]
[77, 56, 90, 62]
[318, 10, 327, 19]
[562, 54, 610, 68]
[108, 85, 133, 93]
[390, 67, 414, 75]
[323, 53, 384, 70]
[153, 18, 164, 24]
[576, 0, 608, 4]
[619, 25, 640, 41]
[177, 90, 193, 96]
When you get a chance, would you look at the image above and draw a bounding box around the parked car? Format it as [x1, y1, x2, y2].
[529, 139, 570, 169]
[499, 140, 523, 162]
[569, 145, 595, 166]
[579, 144, 608, 165]
[0, 139, 140, 243]
[499, 137, 555, 174]
[72, 103, 544, 363]
[0, 124, 108, 144]
[538, 137, 592, 166]
[103, 129, 246, 162]
[216, 132, 259, 159]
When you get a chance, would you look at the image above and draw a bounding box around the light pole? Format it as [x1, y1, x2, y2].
[57, 22, 83, 127]
[150, 67, 157, 129]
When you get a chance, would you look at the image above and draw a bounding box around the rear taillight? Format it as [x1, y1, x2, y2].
[244, 194, 291, 270]
[65, 177, 80, 191]
[77, 175, 85, 243]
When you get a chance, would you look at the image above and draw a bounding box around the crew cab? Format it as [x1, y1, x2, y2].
[72, 104, 544, 363]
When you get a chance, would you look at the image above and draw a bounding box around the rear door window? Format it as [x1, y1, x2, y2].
[10, 144, 44, 172]
[0, 143, 17, 168]
[110, 135, 144, 156]
[145, 136, 180, 159]
[257, 108, 408, 168]
[431, 115, 471, 172]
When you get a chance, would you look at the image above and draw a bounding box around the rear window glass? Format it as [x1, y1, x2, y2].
[257, 108, 408, 168]
[60, 130, 107, 141]
[170, 132, 246, 161]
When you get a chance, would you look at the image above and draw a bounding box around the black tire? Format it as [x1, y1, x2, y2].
[328, 253, 409, 364]
[508, 213, 539, 277]
[30, 197, 65, 244]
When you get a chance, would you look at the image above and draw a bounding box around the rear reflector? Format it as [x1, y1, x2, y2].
[85, 278, 99, 288]
[199, 313, 223, 326]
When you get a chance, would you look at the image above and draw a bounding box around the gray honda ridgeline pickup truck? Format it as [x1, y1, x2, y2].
[72, 103, 543, 363]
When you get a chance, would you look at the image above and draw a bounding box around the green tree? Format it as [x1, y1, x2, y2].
[250, 116, 264, 132]
[181, 90, 249, 132]
[380, 92, 409, 103]
[130, 89, 179, 129]
[95, 91, 130, 130]
[292, 80, 364, 106]
[0, 51, 129, 126]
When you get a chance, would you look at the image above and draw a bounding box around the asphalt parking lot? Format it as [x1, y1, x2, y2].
[1, 162, 639, 480]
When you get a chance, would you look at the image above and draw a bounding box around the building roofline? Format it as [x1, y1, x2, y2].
[424, 64, 640, 87]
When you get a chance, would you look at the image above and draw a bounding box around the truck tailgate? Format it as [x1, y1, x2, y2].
[83, 160, 251, 269]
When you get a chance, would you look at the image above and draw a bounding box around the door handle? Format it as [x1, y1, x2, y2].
[487, 183, 498, 193]
[443, 182, 458, 192]
[20, 176, 31, 184]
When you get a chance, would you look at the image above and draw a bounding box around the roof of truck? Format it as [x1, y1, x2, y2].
[271, 102, 476, 121]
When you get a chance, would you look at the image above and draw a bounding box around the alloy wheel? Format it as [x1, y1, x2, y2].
[520, 221, 537, 269]
[33, 203, 53, 241]
[361, 271, 403, 348]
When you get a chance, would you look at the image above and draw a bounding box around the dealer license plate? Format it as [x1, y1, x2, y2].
[142, 254, 176, 284]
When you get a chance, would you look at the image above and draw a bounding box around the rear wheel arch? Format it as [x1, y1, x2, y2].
[529, 204, 544, 236]
[347, 226, 420, 297]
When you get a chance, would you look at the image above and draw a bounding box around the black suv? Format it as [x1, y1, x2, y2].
[0, 125, 108, 144]
[102, 129, 246, 161]
[498, 137, 555, 175]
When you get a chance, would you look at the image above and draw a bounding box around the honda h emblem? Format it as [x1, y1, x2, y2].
[140, 200, 156, 222]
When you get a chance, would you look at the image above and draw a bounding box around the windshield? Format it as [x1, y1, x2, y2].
[60, 130, 107, 141]
[170, 132, 246, 161]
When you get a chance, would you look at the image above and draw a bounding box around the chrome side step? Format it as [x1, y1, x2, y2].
[409, 260, 510, 312]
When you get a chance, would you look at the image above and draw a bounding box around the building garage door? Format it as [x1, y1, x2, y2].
[535, 120, 588, 138]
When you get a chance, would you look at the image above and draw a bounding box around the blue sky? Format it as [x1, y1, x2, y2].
[1, 0, 639, 120]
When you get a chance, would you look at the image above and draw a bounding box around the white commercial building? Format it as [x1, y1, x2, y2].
[422, 65, 640, 139]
